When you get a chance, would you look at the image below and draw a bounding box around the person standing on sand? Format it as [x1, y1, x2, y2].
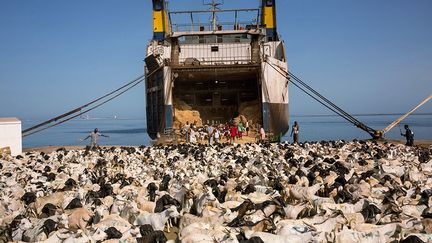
[224, 122, 230, 141]
[214, 127, 220, 144]
[183, 121, 190, 143]
[83, 128, 109, 150]
[401, 124, 414, 146]
[260, 126, 266, 142]
[237, 122, 244, 140]
[230, 124, 237, 144]
[189, 126, 197, 143]
[245, 120, 250, 136]
[207, 124, 214, 145]
[291, 121, 299, 144]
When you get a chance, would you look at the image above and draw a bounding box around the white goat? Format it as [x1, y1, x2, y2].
[335, 227, 383, 243]
[194, 188, 218, 216]
[244, 231, 291, 243]
[133, 205, 180, 231]
[289, 183, 323, 202]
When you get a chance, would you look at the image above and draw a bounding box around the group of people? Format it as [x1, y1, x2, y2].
[181, 120, 251, 145]
[179, 120, 303, 145]
[80, 122, 415, 148]
[286, 122, 415, 146]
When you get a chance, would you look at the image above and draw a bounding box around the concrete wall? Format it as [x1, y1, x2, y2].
[0, 118, 22, 156]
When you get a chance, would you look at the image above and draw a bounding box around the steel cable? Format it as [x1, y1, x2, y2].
[266, 61, 376, 136]
[22, 76, 144, 137]
[267, 62, 359, 125]
[288, 72, 372, 129]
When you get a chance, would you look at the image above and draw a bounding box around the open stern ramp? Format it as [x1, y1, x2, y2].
[145, 0, 289, 139]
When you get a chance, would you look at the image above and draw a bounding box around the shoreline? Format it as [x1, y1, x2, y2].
[376, 139, 432, 149]
[22, 139, 432, 154]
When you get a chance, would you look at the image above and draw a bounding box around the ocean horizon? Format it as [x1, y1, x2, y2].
[20, 113, 432, 148]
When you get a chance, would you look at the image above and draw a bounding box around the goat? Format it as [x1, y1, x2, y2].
[137, 197, 156, 213]
[244, 231, 291, 243]
[181, 233, 215, 243]
[191, 188, 218, 216]
[34, 192, 65, 216]
[288, 183, 323, 202]
[284, 204, 309, 219]
[276, 224, 317, 243]
[67, 207, 93, 231]
[133, 205, 180, 231]
[335, 227, 380, 242]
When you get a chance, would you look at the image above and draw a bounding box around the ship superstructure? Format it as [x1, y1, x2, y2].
[145, 0, 289, 139]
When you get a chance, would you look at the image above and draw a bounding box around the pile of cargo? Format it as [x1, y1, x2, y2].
[236, 100, 262, 128]
[173, 99, 203, 129]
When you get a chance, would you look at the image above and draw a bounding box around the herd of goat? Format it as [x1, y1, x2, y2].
[0, 140, 432, 242]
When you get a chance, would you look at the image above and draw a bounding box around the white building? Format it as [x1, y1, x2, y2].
[0, 117, 22, 156]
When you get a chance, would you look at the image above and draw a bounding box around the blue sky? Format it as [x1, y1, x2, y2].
[0, 0, 431, 121]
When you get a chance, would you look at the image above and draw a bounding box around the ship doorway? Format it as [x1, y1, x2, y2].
[172, 67, 262, 128]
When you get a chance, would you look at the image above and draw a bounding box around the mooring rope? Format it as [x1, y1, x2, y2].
[266, 61, 377, 137]
[22, 75, 145, 137]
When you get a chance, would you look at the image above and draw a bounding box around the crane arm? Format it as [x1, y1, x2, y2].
[380, 94, 432, 135]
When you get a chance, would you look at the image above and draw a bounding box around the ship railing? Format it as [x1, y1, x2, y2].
[178, 42, 253, 66]
[179, 56, 252, 66]
[168, 8, 260, 32]
[171, 21, 259, 33]
[177, 34, 252, 45]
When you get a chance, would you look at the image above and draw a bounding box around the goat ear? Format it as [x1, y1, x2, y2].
[220, 208, 227, 215]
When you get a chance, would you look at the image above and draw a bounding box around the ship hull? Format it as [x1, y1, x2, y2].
[263, 102, 289, 138]
[145, 37, 289, 140]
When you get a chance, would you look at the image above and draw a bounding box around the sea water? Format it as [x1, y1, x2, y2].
[282, 114, 432, 143]
[22, 114, 432, 148]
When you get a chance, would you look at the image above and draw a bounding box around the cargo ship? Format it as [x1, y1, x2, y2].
[145, 0, 289, 139]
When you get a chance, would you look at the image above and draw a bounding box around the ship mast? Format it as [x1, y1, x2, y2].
[204, 0, 223, 31]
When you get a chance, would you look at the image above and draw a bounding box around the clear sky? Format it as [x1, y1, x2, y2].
[0, 0, 431, 121]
